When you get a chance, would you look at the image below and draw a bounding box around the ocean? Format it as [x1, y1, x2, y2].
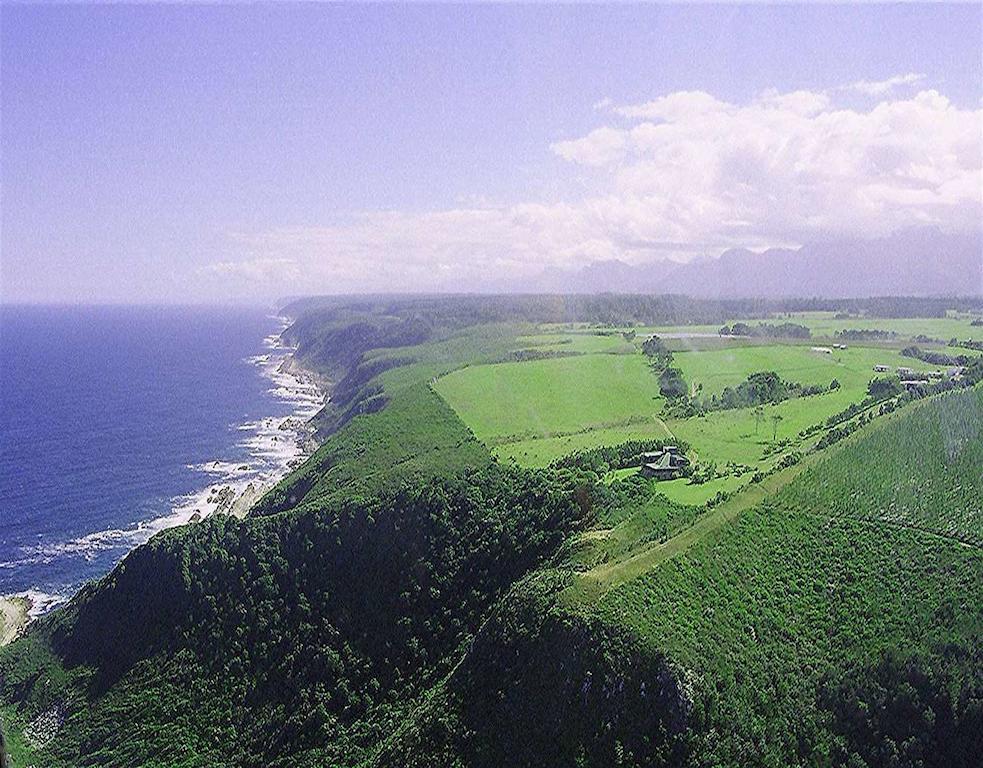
[0, 305, 321, 613]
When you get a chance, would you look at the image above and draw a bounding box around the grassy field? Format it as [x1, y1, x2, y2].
[673, 344, 940, 399]
[569, 387, 983, 601]
[667, 344, 946, 474]
[494, 421, 673, 466]
[747, 310, 981, 341]
[434, 353, 665, 446]
[538, 311, 982, 343]
[515, 332, 636, 354]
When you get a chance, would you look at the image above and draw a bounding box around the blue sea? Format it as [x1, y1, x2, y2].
[0, 305, 321, 612]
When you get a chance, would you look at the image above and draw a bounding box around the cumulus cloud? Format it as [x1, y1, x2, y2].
[205, 79, 981, 292]
[560, 87, 980, 244]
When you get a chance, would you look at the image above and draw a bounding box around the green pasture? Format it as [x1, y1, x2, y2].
[754, 311, 980, 341]
[674, 344, 941, 399]
[515, 332, 636, 355]
[434, 353, 666, 446]
[495, 420, 673, 466]
[432, 324, 968, 508]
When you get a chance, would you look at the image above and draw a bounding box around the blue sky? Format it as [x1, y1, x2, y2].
[2, 3, 980, 303]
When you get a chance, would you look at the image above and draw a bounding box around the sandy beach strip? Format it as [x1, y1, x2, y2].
[0, 595, 31, 647]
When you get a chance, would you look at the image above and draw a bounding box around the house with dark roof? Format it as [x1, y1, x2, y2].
[639, 446, 690, 480]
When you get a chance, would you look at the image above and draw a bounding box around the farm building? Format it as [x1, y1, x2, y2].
[900, 379, 929, 391]
[639, 446, 690, 480]
[897, 366, 916, 377]
[873, 364, 890, 372]
[810, 346, 833, 354]
[833, 343, 848, 350]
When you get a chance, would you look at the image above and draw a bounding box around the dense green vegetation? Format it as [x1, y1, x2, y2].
[1, 295, 980, 767]
[371, 389, 983, 768]
[1, 465, 589, 767]
[718, 321, 812, 338]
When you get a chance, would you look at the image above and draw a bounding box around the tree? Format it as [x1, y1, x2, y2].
[753, 406, 765, 435]
[771, 412, 784, 442]
[658, 368, 688, 400]
[829, 379, 840, 391]
[641, 335, 672, 367]
[868, 376, 902, 400]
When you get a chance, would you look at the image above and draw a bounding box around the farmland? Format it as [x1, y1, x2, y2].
[745, 310, 982, 341]
[542, 309, 983, 344]
[672, 344, 938, 399]
[432, 321, 965, 504]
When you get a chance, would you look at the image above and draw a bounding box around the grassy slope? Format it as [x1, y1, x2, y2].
[589, 389, 983, 763]
[255, 324, 522, 514]
[516, 332, 638, 354]
[779, 386, 983, 545]
[496, 420, 674, 467]
[574, 388, 983, 599]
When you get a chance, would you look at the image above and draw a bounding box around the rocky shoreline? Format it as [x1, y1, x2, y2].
[184, 327, 329, 522]
[0, 595, 30, 648]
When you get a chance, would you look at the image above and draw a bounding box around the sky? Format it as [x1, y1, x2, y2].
[1, 3, 981, 304]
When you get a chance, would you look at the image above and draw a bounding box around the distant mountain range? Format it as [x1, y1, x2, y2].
[522, 228, 982, 298]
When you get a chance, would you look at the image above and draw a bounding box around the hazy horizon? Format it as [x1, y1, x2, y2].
[2, 3, 981, 304]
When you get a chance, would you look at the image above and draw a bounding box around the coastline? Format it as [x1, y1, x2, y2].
[177, 316, 327, 523]
[175, 314, 330, 521]
[0, 314, 328, 637]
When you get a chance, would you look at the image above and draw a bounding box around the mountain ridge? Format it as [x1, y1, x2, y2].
[522, 228, 982, 298]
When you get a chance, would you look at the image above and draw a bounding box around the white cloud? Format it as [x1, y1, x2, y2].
[551, 127, 628, 167]
[846, 72, 925, 96]
[614, 90, 733, 121]
[204, 80, 981, 292]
